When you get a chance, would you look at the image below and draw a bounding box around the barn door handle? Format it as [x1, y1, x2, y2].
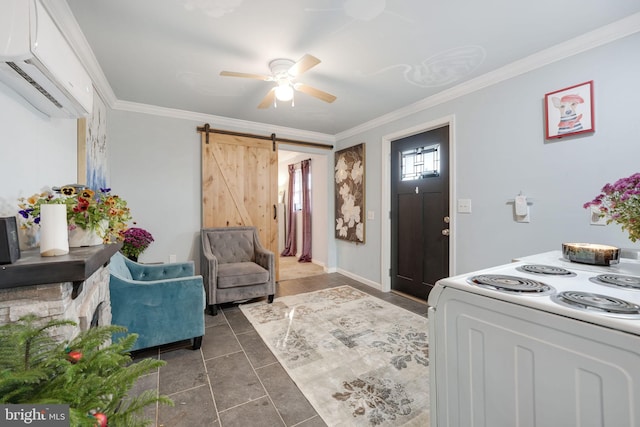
[273, 204, 277, 220]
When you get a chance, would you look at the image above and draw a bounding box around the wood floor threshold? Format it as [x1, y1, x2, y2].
[390, 289, 429, 305]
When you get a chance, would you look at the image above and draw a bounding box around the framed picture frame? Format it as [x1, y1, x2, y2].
[77, 93, 108, 189]
[545, 80, 594, 139]
[334, 143, 365, 243]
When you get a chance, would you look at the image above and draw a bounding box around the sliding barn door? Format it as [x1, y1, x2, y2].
[201, 132, 279, 274]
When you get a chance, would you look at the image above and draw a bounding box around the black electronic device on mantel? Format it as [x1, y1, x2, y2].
[0, 216, 20, 264]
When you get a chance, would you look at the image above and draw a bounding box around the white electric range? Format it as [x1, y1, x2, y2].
[428, 250, 640, 427]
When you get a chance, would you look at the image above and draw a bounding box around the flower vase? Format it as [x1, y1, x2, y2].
[39, 204, 69, 256]
[68, 223, 105, 247]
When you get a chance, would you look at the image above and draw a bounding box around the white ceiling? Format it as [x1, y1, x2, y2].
[63, 0, 640, 136]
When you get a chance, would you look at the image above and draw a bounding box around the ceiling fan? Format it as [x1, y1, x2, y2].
[220, 54, 337, 109]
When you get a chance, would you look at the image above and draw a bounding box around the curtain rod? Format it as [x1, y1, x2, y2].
[289, 158, 312, 166]
[196, 123, 333, 150]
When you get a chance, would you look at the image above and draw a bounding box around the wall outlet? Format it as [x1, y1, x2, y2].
[169, 254, 177, 263]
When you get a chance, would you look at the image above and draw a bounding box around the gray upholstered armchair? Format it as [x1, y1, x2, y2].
[201, 226, 275, 315]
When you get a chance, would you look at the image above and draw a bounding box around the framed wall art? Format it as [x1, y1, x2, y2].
[334, 143, 365, 243]
[545, 80, 595, 139]
[77, 91, 108, 190]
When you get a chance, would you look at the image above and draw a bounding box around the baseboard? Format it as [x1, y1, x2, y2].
[335, 268, 383, 292]
[311, 259, 328, 273]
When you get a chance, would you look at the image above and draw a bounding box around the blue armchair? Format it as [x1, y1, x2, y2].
[108, 252, 205, 351]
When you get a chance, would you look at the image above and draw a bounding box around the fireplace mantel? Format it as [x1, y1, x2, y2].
[0, 244, 122, 289]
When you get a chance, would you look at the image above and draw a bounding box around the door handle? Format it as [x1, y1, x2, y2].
[441, 228, 450, 236]
[273, 204, 277, 220]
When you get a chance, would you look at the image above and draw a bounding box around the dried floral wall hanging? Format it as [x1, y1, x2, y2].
[334, 143, 365, 243]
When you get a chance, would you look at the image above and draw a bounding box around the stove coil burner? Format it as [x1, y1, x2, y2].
[468, 274, 555, 295]
[552, 291, 640, 316]
[591, 274, 640, 291]
[517, 264, 575, 277]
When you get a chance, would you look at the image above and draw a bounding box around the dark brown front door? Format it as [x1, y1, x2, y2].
[391, 126, 450, 300]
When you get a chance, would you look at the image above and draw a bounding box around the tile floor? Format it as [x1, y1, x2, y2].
[130, 273, 428, 427]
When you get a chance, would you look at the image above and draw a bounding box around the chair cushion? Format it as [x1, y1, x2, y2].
[109, 252, 133, 280]
[217, 262, 269, 289]
[205, 229, 255, 263]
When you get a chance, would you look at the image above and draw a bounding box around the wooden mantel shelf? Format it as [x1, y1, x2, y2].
[0, 244, 122, 289]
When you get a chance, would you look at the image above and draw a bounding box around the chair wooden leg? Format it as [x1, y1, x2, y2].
[268, 294, 274, 303]
[208, 304, 218, 316]
[192, 336, 203, 350]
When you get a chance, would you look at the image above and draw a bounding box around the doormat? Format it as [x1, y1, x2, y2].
[240, 286, 429, 426]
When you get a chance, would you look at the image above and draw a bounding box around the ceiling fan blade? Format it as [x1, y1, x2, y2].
[294, 83, 337, 103]
[258, 88, 276, 109]
[288, 54, 321, 77]
[220, 71, 272, 80]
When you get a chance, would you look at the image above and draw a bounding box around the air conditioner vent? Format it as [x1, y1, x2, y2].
[0, 0, 92, 118]
[7, 61, 63, 108]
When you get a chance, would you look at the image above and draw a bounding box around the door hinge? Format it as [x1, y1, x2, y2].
[271, 133, 277, 151]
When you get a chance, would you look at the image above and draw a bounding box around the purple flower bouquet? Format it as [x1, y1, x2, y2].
[121, 227, 154, 260]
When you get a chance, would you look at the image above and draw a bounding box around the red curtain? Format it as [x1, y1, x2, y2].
[299, 159, 312, 262]
[280, 163, 297, 256]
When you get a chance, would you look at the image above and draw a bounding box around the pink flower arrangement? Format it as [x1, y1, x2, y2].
[584, 173, 640, 242]
[120, 227, 154, 259]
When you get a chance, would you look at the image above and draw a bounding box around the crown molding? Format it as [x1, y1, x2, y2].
[335, 12, 640, 141]
[113, 100, 336, 144]
[48, 2, 639, 143]
[36, 1, 335, 144]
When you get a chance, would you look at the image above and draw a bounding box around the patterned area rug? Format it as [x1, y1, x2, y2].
[240, 286, 429, 426]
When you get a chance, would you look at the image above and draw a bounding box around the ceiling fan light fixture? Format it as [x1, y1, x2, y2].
[220, 54, 336, 109]
[274, 82, 294, 101]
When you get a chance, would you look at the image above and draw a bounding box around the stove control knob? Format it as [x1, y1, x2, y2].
[442, 228, 450, 236]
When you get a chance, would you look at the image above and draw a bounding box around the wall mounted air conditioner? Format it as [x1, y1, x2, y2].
[0, 0, 93, 118]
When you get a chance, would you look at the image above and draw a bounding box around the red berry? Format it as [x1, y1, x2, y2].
[93, 412, 107, 427]
[67, 350, 83, 363]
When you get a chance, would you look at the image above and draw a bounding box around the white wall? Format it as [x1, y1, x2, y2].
[277, 151, 329, 267]
[107, 110, 335, 269]
[0, 84, 77, 215]
[335, 32, 640, 282]
[107, 110, 202, 264]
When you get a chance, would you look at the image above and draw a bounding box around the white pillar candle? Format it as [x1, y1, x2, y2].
[40, 204, 69, 256]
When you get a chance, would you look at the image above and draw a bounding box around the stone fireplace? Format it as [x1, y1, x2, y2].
[0, 244, 120, 341]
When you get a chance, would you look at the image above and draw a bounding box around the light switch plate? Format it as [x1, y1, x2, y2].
[457, 199, 472, 213]
[590, 207, 607, 226]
